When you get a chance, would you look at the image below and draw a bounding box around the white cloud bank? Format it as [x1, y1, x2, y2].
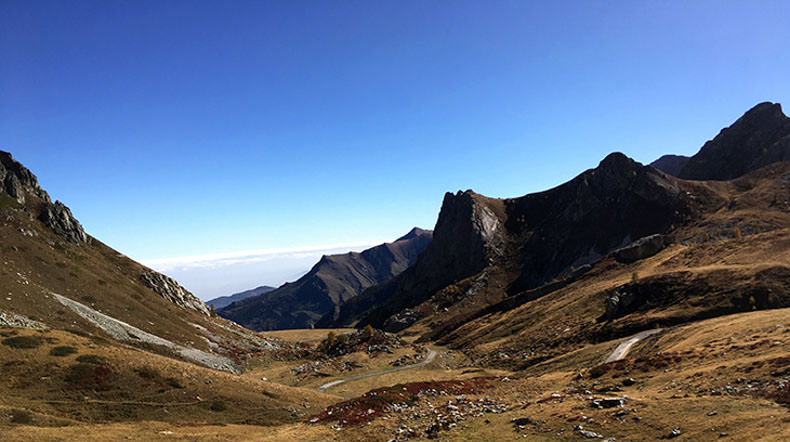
[141, 241, 385, 302]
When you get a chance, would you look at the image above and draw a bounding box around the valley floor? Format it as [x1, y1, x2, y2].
[2, 308, 790, 441]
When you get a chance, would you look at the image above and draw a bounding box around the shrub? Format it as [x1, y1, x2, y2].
[50, 346, 78, 357]
[10, 410, 33, 425]
[362, 325, 375, 340]
[209, 400, 227, 412]
[166, 377, 184, 389]
[65, 363, 112, 388]
[134, 366, 159, 379]
[76, 354, 109, 365]
[2, 335, 43, 349]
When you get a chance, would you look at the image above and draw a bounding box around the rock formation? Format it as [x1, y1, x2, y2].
[0, 150, 88, 244]
[140, 270, 211, 315]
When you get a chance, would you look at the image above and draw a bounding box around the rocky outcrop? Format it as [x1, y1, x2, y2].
[0, 310, 48, 329]
[1, 150, 89, 244]
[218, 228, 433, 330]
[322, 192, 509, 330]
[612, 234, 672, 263]
[38, 201, 89, 244]
[140, 270, 211, 316]
[0, 151, 51, 204]
[678, 102, 790, 181]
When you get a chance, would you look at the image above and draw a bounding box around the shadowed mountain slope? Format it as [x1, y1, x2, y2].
[677, 102, 790, 180]
[218, 228, 432, 331]
[321, 102, 790, 338]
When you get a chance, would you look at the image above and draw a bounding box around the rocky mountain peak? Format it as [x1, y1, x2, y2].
[678, 101, 790, 180]
[397, 227, 431, 241]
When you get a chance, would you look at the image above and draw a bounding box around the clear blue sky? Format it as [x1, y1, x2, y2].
[2, 1, 789, 273]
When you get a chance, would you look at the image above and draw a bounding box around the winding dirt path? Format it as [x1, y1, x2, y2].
[317, 348, 438, 392]
[604, 329, 663, 363]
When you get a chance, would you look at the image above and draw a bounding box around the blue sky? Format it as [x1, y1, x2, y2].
[2, 1, 789, 298]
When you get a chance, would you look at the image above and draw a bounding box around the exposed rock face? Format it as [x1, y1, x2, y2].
[678, 102, 790, 181]
[650, 154, 689, 177]
[38, 201, 89, 244]
[320, 193, 507, 330]
[0, 310, 48, 329]
[140, 270, 211, 316]
[218, 228, 433, 330]
[0, 151, 51, 204]
[1, 150, 88, 244]
[613, 234, 672, 263]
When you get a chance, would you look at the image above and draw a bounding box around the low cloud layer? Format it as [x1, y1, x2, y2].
[142, 241, 383, 301]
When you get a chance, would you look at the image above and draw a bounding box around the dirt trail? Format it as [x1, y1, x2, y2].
[317, 348, 438, 392]
[604, 329, 663, 363]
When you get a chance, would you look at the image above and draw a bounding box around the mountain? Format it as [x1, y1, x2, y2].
[0, 150, 279, 372]
[207, 285, 276, 310]
[677, 102, 790, 180]
[217, 228, 432, 330]
[321, 102, 790, 340]
[649, 154, 689, 176]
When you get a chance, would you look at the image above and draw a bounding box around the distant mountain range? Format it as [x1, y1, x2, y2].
[206, 285, 276, 310]
[217, 228, 432, 330]
[317, 102, 790, 338]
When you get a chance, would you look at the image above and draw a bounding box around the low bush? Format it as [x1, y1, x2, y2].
[76, 354, 109, 365]
[2, 335, 43, 349]
[10, 410, 33, 425]
[134, 366, 159, 379]
[209, 400, 227, 412]
[50, 346, 78, 357]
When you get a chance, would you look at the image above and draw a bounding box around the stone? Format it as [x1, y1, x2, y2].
[140, 270, 211, 315]
[613, 234, 671, 263]
[591, 397, 625, 409]
[579, 429, 604, 438]
[38, 201, 89, 244]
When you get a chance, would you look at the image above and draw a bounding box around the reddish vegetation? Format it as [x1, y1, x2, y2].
[309, 378, 492, 426]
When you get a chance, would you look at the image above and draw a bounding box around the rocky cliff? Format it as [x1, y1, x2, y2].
[218, 228, 433, 330]
[1, 151, 88, 243]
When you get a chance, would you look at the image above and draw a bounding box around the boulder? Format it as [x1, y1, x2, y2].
[613, 234, 671, 263]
